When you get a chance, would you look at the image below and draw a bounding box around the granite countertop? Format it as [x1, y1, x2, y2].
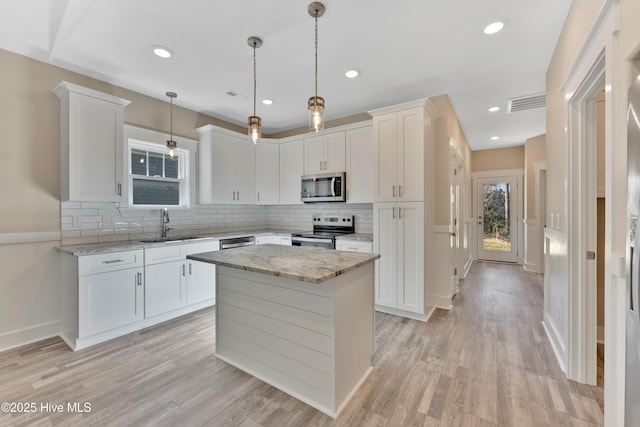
[56, 229, 300, 256]
[187, 244, 380, 284]
[335, 233, 373, 242]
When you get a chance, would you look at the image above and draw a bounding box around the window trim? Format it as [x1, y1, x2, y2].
[123, 125, 198, 208]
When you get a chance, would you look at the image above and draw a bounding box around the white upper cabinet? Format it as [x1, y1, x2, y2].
[197, 125, 256, 204]
[345, 126, 373, 203]
[372, 106, 424, 203]
[255, 142, 280, 205]
[53, 81, 130, 202]
[279, 139, 304, 205]
[303, 131, 346, 174]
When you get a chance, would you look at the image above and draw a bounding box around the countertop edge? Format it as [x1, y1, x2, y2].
[187, 250, 380, 284]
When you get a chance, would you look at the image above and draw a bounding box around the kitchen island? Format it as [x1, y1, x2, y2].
[187, 244, 380, 417]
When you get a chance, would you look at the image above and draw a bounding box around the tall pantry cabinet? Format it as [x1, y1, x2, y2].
[369, 99, 438, 321]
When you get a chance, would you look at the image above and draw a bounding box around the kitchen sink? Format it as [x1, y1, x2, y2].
[139, 235, 207, 243]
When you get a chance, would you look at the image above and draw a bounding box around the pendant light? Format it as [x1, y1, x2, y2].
[166, 91, 177, 158]
[308, 2, 325, 132]
[247, 36, 263, 144]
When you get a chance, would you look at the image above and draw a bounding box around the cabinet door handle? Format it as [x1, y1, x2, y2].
[320, 161, 323, 170]
[233, 190, 236, 200]
[324, 160, 327, 170]
[117, 182, 122, 196]
[237, 191, 239, 200]
[136, 272, 142, 286]
[392, 207, 395, 218]
[392, 186, 396, 197]
[189, 263, 192, 275]
[102, 259, 123, 264]
[182, 264, 186, 276]
[257, 192, 260, 202]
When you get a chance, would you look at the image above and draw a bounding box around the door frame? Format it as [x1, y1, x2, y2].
[449, 138, 465, 291]
[472, 169, 524, 264]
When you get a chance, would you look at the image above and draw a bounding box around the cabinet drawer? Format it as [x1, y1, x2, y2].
[186, 240, 220, 255]
[145, 244, 186, 265]
[78, 250, 144, 276]
[336, 240, 373, 253]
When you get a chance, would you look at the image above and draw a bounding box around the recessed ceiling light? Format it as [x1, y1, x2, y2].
[491, 136, 500, 140]
[484, 21, 504, 35]
[345, 69, 360, 79]
[153, 46, 173, 58]
[488, 106, 500, 112]
[262, 99, 274, 105]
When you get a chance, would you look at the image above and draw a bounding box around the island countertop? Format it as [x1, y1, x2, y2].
[187, 243, 380, 284]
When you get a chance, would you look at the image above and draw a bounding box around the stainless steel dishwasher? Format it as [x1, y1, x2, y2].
[219, 236, 255, 249]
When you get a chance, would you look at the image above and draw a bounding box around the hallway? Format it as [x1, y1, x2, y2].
[0, 262, 604, 426]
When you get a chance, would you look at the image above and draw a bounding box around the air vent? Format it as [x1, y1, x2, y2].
[508, 93, 546, 112]
[225, 90, 246, 99]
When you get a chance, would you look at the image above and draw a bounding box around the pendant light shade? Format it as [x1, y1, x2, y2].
[308, 2, 325, 132]
[247, 36, 263, 144]
[166, 91, 177, 158]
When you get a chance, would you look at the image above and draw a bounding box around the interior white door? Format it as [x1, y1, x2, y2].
[476, 177, 518, 263]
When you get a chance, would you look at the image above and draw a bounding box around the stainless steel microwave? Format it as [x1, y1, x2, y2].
[301, 172, 346, 203]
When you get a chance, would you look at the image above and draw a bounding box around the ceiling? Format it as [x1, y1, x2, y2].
[0, 0, 572, 151]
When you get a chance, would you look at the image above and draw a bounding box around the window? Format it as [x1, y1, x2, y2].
[130, 148, 181, 205]
[124, 125, 197, 208]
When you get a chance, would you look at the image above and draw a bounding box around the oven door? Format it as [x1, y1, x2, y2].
[291, 236, 334, 249]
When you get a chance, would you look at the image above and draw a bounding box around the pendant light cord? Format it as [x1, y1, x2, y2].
[253, 41, 257, 116]
[170, 96, 173, 140]
[314, 12, 319, 103]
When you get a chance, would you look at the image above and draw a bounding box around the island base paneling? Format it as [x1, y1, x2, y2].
[214, 264, 374, 418]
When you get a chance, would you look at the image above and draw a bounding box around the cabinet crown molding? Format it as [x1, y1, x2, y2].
[367, 98, 439, 118]
[52, 81, 131, 106]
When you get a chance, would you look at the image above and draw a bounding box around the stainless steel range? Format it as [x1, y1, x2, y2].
[291, 215, 355, 249]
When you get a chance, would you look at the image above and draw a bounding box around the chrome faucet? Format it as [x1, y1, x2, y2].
[161, 208, 172, 238]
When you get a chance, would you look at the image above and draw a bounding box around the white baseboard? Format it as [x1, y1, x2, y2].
[375, 305, 428, 322]
[598, 326, 605, 344]
[0, 321, 61, 353]
[431, 294, 453, 310]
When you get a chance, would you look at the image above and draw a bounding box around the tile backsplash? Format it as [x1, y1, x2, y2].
[61, 202, 373, 245]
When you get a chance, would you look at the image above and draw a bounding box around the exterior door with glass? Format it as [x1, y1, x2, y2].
[476, 177, 518, 263]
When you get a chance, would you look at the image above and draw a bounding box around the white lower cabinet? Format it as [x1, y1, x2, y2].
[186, 241, 219, 305]
[335, 240, 373, 253]
[60, 249, 145, 350]
[145, 241, 219, 318]
[78, 258, 144, 339]
[60, 240, 219, 351]
[145, 260, 187, 318]
[374, 202, 425, 317]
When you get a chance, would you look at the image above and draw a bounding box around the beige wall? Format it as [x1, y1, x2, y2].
[545, 1, 640, 422]
[0, 48, 244, 234]
[471, 146, 525, 172]
[430, 95, 472, 226]
[524, 134, 546, 219]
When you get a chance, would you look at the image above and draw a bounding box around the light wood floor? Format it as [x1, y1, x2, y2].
[0, 262, 604, 426]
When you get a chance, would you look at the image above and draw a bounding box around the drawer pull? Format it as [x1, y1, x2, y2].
[102, 259, 123, 264]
